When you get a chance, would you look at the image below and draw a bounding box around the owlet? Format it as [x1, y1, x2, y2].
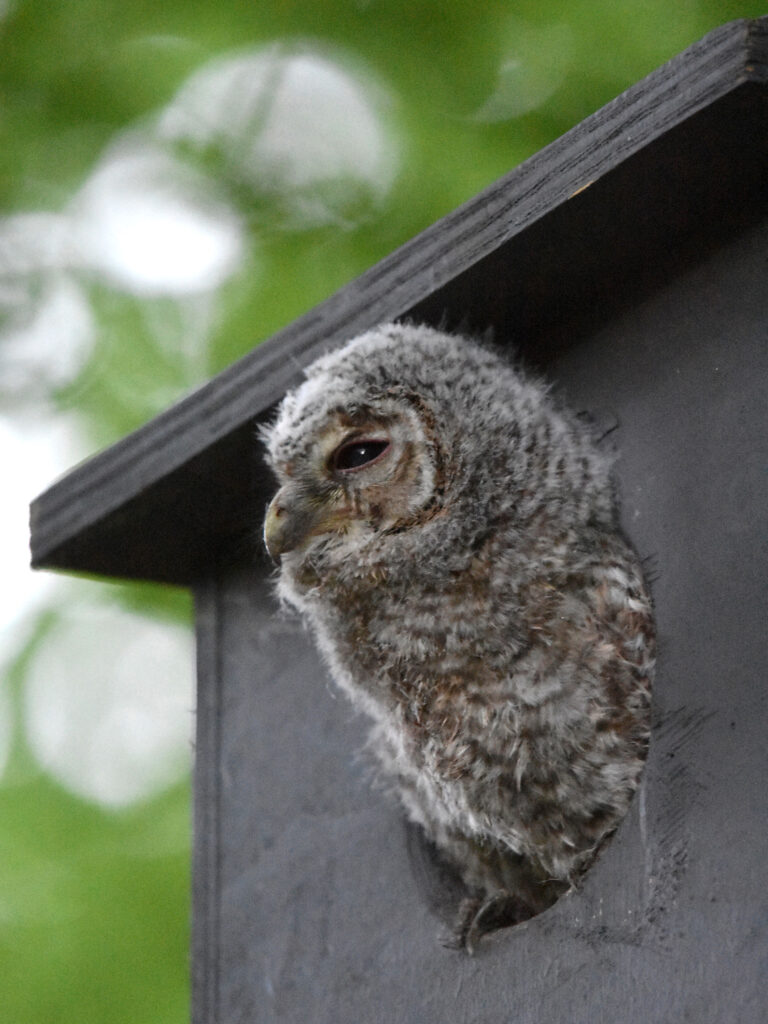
[262, 322, 654, 951]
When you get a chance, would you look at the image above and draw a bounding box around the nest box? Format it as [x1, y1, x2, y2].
[30, 18, 768, 1024]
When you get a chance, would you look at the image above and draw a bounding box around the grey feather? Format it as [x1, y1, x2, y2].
[262, 322, 655, 951]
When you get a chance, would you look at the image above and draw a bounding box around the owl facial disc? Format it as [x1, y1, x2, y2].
[263, 393, 438, 564]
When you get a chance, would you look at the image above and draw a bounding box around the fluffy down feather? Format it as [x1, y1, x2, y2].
[262, 322, 654, 950]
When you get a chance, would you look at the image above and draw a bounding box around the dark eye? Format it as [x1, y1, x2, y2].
[332, 438, 391, 473]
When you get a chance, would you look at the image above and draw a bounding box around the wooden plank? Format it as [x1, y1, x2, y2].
[195, 217, 768, 1023]
[191, 580, 224, 1024]
[29, 17, 768, 584]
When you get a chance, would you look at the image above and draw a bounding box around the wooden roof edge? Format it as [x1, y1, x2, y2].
[29, 16, 768, 576]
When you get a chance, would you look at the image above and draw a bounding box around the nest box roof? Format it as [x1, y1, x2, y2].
[29, 17, 768, 586]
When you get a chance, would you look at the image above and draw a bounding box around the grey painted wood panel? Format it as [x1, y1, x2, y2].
[191, 220, 768, 1022]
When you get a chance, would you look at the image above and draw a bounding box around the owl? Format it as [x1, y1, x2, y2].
[262, 322, 654, 952]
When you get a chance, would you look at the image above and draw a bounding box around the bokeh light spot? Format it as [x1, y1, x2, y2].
[0, 272, 94, 399]
[71, 138, 245, 296]
[472, 20, 573, 122]
[24, 604, 194, 808]
[157, 44, 398, 227]
[0, 680, 10, 782]
[0, 415, 89, 667]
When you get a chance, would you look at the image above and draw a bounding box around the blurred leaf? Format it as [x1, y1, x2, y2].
[0, 774, 190, 1024]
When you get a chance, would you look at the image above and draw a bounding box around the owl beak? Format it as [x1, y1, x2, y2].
[264, 486, 331, 561]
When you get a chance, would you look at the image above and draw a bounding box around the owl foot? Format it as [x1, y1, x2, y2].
[447, 893, 536, 955]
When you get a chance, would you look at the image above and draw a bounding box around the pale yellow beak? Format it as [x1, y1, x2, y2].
[263, 486, 336, 560]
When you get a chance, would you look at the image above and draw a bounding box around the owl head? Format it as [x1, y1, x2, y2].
[262, 322, 614, 599]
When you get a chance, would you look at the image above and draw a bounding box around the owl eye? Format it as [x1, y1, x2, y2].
[332, 438, 391, 473]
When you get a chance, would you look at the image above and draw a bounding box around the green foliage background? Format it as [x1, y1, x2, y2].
[1, 2, 762, 1020]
